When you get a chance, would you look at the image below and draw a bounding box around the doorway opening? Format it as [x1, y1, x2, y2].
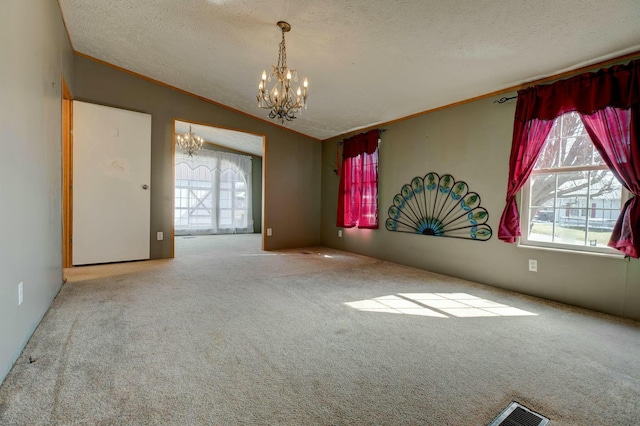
[172, 120, 266, 256]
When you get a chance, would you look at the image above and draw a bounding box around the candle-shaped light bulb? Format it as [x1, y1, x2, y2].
[297, 87, 301, 96]
[286, 70, 292, 80]
[262, 71, 267, 80]
[303, 78, 308, 88]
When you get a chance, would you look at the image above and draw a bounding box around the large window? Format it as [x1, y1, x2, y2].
[498, 60, 639, 258]
[521, 112, 625, 253]
[337, 129, 380, 229]
[175, 149, 253, 235]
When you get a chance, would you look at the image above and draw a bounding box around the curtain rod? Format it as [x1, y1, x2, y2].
[337, 128, 386, 145]
[493, 96, 518, 104]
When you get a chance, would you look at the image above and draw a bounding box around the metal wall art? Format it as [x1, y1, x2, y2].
[385, 172, 492, 241]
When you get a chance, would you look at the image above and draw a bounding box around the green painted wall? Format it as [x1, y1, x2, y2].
[321, 96, 640, 321]
[74, 56, 321, 256]
[1, 1, 637, 390]
[0, 0, 75, 383]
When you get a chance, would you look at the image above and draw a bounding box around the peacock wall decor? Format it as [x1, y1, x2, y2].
[385, 172, 492, 241]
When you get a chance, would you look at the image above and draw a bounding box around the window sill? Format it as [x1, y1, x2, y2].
[517, 242, 628, 260]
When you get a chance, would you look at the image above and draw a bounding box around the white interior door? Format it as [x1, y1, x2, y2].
[72, 101, 151, 265]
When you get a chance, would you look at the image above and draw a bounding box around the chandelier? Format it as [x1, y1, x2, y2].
[176, 125, 204, 157]
[257, 21, 308, 123]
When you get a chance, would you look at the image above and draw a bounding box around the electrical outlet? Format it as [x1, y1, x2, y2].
[267, 228, 272, 237]
[338, 230, 343, 238]
[18, 282, 23, 306]
[157, 231, 164, 241]
[528, 259, 538, 272]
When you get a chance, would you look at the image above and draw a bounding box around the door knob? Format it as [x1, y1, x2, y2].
[142, 184, 149, 190]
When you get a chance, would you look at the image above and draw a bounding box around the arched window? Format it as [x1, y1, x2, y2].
[175, 149, 253, 235]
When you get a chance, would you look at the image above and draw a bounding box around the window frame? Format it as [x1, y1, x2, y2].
[218, 169, 248, 229]
[174, 151, 252, 235]
[174, 168, 214, 230]
[519, 113, 628, 256]
[337, 136, 380, 229]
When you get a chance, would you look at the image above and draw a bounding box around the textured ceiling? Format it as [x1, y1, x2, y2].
[59, 0, 640, 140]
[175, 120, 263, 157]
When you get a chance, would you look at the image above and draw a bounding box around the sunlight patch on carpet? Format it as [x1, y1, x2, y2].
[345, 293, 538, 318]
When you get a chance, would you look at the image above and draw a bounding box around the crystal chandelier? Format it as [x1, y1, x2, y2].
[257, 21, 308, 123]
[176, 125, 204, 157]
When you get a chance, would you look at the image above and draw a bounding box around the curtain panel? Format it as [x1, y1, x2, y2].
[580, 107, 640, 257]
[499, 59, 640, 257]
[337, 129, 380, 229]
[175, 149, 253, 235]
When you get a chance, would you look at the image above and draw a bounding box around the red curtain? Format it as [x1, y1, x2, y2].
[498, 114, 554, 242]
[580, 107, 640, 257]
[499, 59, 640, 256]
[337, 129, 379, 228]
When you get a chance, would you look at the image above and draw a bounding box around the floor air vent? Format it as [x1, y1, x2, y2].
[489, 402, 549, 426]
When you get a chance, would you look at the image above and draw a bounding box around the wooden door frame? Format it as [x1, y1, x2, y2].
[62, 75, 73, 268]
[171, 118, 267, 255]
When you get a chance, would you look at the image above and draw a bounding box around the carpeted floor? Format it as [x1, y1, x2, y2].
[1, 234, 639, 425]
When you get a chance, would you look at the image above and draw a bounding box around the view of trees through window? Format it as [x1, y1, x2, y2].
[525, 112, 623, 250]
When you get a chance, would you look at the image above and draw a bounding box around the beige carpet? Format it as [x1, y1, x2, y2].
[1, 234, 639, 425]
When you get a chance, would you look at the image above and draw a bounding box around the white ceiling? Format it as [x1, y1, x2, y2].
[59, 0, 640, 141]
[175, 120, 264, 156]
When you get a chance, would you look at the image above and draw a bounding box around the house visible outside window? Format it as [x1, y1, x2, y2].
[521, 112, 626, 254]
[498, 60, 639, 258]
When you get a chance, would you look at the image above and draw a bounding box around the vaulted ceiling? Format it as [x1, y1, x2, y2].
[59, 0, 640, 140]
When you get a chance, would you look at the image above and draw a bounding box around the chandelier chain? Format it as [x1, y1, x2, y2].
[278, 31, 286, 76]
